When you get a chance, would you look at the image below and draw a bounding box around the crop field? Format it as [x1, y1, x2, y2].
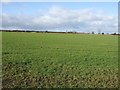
[2, 32, 118, 88]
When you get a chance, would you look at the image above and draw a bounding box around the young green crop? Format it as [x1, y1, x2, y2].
[2, 32, 118, 88]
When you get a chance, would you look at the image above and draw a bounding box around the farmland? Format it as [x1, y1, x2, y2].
[2, 32, 118, 88]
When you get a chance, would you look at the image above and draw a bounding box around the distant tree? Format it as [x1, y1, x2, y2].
[111, 32, 117, 35]
[102, 32, 104, 35]
[68, 30, 77, 33]
[72, 31, 77, 33]
[45, 31, 48, 33]
[92, 32, 94, 34]
[113, 32, 116, 35]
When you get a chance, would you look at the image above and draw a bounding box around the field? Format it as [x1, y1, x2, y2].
[2, 32, 118, 88]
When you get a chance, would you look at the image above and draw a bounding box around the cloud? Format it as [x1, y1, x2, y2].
[1, 5, 118, 33]
[1, 0, 11, 3]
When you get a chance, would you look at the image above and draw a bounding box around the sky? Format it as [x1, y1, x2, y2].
[1, 2, 118, 33]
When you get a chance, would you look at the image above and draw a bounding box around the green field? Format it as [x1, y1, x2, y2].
[2, 32, 118, 88]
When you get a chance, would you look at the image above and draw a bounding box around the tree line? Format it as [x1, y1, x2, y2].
[0, 30, 119, 35]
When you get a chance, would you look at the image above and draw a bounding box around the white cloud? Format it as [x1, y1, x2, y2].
[1, 5, 118, 33]
[1, 0, 11, 3]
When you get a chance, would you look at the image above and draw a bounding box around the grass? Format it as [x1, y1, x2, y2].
[2, 32, 118, 88]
